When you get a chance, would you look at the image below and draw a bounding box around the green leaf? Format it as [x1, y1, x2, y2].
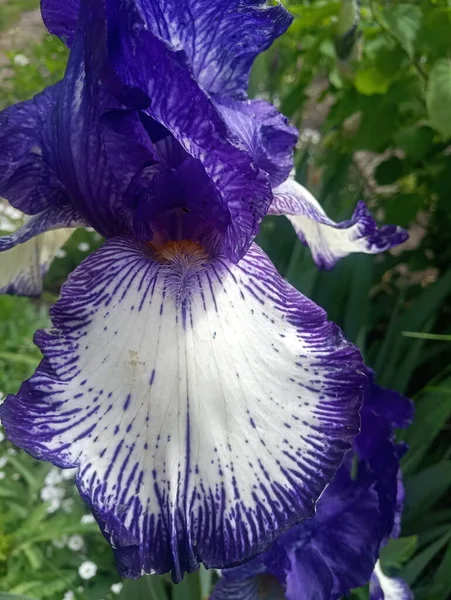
[427, 58, 451, 139]
[119, 576, 169, 600]
[401, 377, 451, 474]
[172, 572, 201, 600]
[355, 66, 391, 95]
[402, 332, 451, 341]
[404, 461, 451, 522]
[380, 3, 422, 59]
[393, 125, 435, 160]
[433, 540, 451, 598]
[0, 595, 38, 600]
[380, 536, 418, 569]
[402, 530, 451, 585]
[374, 157, 405, 185]
[199, 567, 213, 600]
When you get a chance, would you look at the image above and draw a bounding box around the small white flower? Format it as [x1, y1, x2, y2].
[0, 431, 4, 443]
[52, 536, 68, 549]
[46, 498, 62, 513]
[62, 498, 74, 513]
[40, 485, 65, 502]
[45, 468, 63, 486]
[78, 242, 90, 252]
[0, 457, 7, 468]
[61, 467, 77, 480]
[13, 53, 30, 66]
[68, 535, 84, 552]
[111, 583, 123, 595]
[56, 249, 67, 259]
[63, 591, 74, 600]
[81, 514, 95, 524]
[79, 561, 97, 580]
[0, 472, 5, 480]
[0, 391, 5, 402]
[7, 448, 17, 456]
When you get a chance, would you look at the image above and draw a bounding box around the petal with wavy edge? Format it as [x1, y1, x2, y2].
[370, 561, 413, 600]
[214, 98, 298, 187]
[0, 238, 364, 580]
[41, 0, 80, 46]
[0, 229, 74, 297]
[269, 179, 408, 269]
[0, 84, 69, 215]
[101, 0, 273, 261]
[0, 205, 87, 296]
[42, 0, 291, 98]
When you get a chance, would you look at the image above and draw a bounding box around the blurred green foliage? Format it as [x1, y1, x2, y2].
[1, 0, 451, 599]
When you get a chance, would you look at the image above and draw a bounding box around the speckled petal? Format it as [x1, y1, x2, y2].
[269, 179, 408, 269]
[370, 561, 413, 600]
[0, 238, 365, 580]
[0, 205, 86, 296]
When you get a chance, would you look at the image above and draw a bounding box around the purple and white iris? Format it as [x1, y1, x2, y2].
[0, 0, 407, 582]
[212, 378, 414, 600]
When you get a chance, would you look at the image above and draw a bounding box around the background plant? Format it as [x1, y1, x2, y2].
[1, 1, 450, 599]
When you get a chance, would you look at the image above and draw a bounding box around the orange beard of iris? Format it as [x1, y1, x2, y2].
[150, 240, 209, 266]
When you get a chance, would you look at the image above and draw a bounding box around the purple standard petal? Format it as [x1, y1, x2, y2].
[42, 0, 291, 98]
[0, 28, 156, 239]
[370, 561, 413, 600]
[99, 0, 274, 261]
[0, 204, 87, 296]
[269, 179, 408, 269]
[0, 85, 70, 215]
[41, 0, 80, 47]
[140, 0, 292, 98]
[0, 238, 365, 580]
[214, 98, 298, 188]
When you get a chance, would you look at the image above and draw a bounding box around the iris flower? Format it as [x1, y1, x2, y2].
[212, 378, 414, 600]
[0, 0, 407, 581]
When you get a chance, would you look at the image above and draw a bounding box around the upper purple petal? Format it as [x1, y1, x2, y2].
[214, 98, 298, 187]
[100, 0, 274, 260]
[41, 0, 80, 47]
[0, 85, 70, 215]
[2, 0, 294, 262]
[42, 0, 292, 98]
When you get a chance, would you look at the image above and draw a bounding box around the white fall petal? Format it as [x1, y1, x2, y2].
[270, 179, 407, 269]
[0, 237, 365, 580]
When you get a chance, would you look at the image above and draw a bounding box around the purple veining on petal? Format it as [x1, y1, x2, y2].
[42, 0, 292, 99]
[215, 379, 413, 600]
[214, 97, 298, 187]
[270, 179, 409, 269]
[0, 237, 365, 580]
